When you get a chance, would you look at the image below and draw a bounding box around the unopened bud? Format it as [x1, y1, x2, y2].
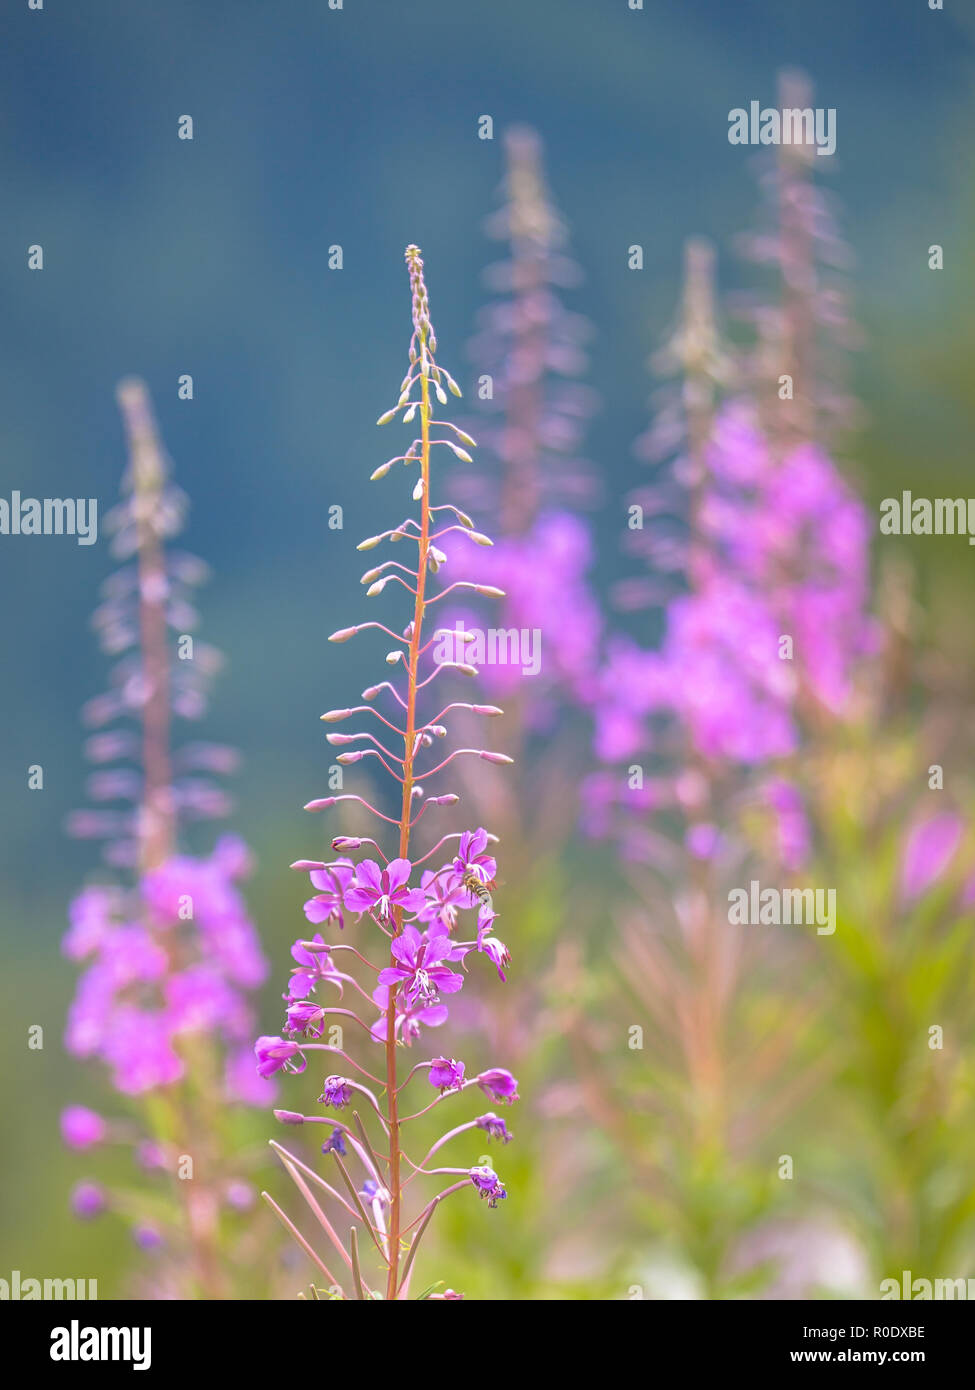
[304, 798, 337, 811]
[320, 709, 351, 722]
[479, 751, 515, 765]
[274, 1110, 305, 1126]
[328, 627, 358, 643]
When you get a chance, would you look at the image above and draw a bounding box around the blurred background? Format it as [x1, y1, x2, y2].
[2, 0, 975, 1299]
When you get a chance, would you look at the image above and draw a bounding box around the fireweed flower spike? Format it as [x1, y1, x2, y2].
[260, 247, 516, 1301]
[442, 125, 601, 713]
[61, 379, 269, 1298]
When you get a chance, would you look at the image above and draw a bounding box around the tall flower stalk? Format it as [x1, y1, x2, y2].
[258, 247, 516, 1301]
[63, 380, 269, 1298]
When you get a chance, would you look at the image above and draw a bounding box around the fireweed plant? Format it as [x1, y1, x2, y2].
[426, 131, 604, 1291]
[446, 124, 601, 722]
[61, 380, 269, 1297]
[256, 246, 517, 1302]
[576, 74, 879, 1292]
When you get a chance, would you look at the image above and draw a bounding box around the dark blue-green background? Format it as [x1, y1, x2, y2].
[2, 0, 974, 1291]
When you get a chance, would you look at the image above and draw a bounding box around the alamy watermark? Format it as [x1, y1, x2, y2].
[433, 621, 541, 677]
[882, 1270, 975, 1300]
[880, 492, 975, 546]
[728, 100, 836, 156]
[50, 1320, 151, 1371]
[0, 1268, 97, 1299]
[0, 491, 98, 545]
[728, 880, 836, 935]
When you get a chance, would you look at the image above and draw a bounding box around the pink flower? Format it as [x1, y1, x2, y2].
[254, 1035, 305, 1079]
[60, 1105, 107, 1150]
[344, 859, 426, 921]
[428, 1057, 466, 1092]
[377, 925, 465, 1009]
[901, 813, 964, 903]
[303, 860, 355, 929]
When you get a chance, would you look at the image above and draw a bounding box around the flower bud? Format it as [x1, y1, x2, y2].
[328, 626, 358, 643]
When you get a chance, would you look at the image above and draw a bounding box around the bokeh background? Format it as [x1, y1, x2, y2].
[2, 0, 975, 1299]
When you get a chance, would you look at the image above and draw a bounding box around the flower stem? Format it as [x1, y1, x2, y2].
[385, 288, 433, 1302]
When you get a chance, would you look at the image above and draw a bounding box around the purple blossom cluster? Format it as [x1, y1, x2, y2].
[65, 836, 267, 1098]
[257, 829, 509, 1073]
[586, 131, 875, 867]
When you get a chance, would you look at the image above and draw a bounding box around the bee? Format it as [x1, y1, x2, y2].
[461, 870, 496, 913]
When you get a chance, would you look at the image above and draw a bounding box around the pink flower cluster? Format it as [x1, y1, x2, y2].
[64, 835, 268, 1100]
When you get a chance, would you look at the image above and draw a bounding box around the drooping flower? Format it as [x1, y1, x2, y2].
[322, 1127, 347, 1157]
[428, 1057, 466, 1092]
[476, 1112, 513, 1143]
[254, 1035, 306, 1079]
[469, 1164, 507, 1207]
[318, 1075, 352, 1109]
[476, 1067, 520, 1104]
